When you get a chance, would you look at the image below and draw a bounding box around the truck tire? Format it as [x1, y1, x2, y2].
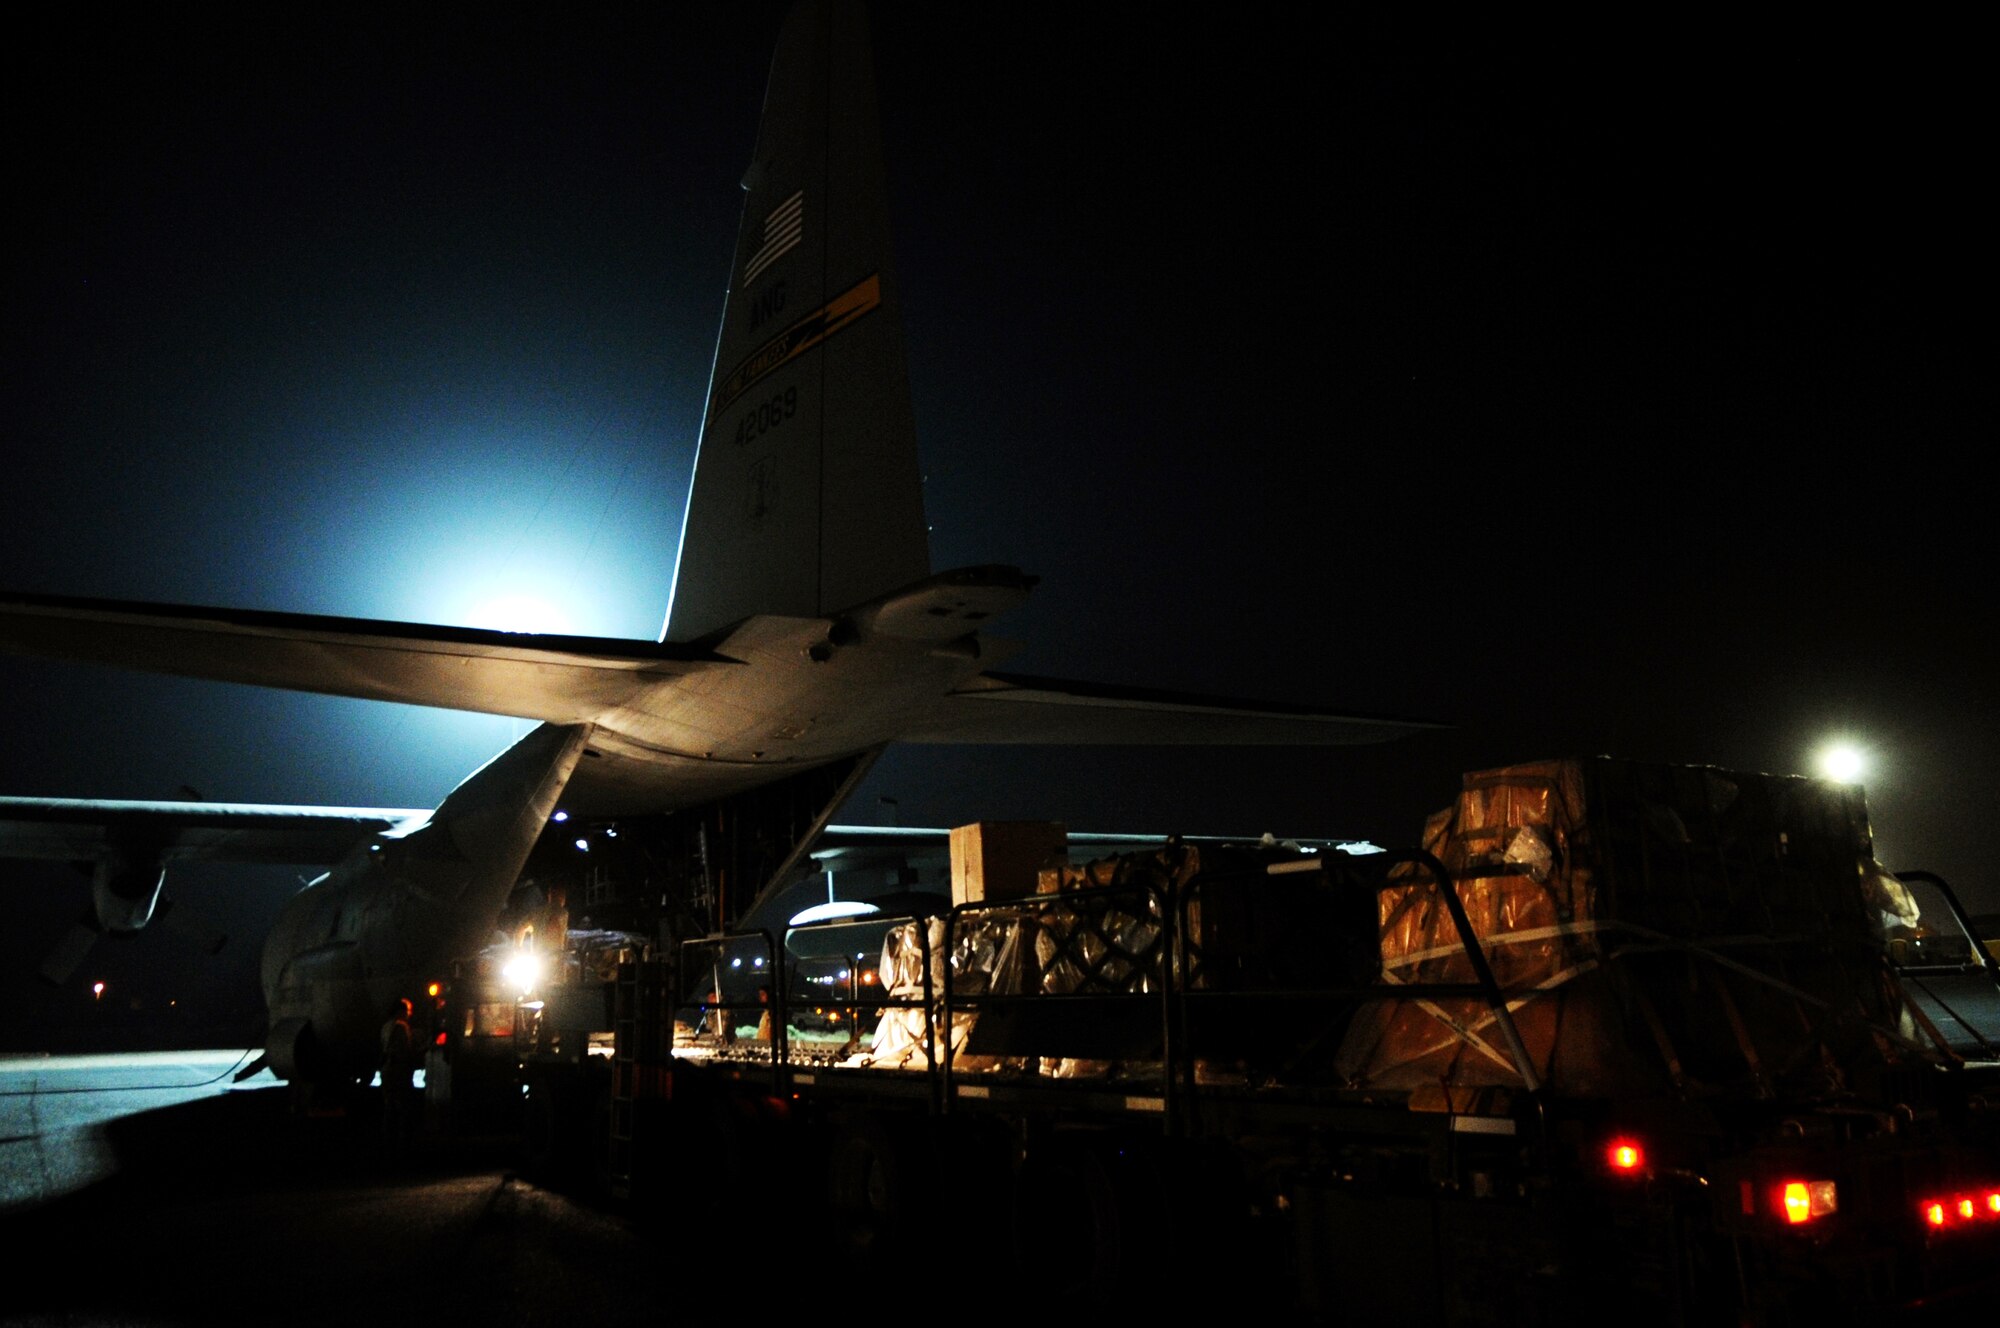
[1012, 1138, 1164, 1304]
[827, 1117, 922, 1258]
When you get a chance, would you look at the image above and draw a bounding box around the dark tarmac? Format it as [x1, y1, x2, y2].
[0, 1081, 668, 1327]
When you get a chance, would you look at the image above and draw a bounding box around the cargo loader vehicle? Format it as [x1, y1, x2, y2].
[440, 758, 2000, 1323]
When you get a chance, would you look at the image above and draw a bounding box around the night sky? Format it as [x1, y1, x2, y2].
[2, 8, 1990, 1037]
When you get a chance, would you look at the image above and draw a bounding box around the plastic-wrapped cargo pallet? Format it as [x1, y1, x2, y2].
[862, 831, 1379, 1081]
[863, 822, 1062, 1070]
[1333, 757, 1935, 1107]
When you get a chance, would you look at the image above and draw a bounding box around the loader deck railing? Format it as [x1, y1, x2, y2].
[662, 847, 1543, 1133]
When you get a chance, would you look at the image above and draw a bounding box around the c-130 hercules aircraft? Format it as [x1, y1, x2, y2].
[0, 1, 1425, 1089]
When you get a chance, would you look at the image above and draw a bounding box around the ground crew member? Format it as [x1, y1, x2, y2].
[379, 997, 418, 1153]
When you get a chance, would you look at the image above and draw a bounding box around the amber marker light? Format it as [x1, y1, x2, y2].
[1778, 1180, 1836, 1224]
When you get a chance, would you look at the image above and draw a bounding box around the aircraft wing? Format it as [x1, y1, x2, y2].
[0, 797, 430, 864]
[901, 672, 1437, 745]
[0, 592, 733, 723]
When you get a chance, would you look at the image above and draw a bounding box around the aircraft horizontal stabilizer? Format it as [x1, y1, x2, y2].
[903, 672, 1438, 746]
[0, 592, 731, 723]
[0, 797, 430, 865]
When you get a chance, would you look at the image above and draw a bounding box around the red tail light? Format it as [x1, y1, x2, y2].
[1778, 1180, 1836, 1224]
[1607, 1139, 1645, 1174]
[1920, 1187, 2000, 1230]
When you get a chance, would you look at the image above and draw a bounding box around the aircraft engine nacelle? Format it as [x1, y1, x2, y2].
[91, 849, 168, 934]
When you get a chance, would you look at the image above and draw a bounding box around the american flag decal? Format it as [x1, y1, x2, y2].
[742, 190, 803, 287]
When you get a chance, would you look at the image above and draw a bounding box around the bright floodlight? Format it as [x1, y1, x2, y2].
[1816, 742, 1867, 784]
[501, 950, 543, 996]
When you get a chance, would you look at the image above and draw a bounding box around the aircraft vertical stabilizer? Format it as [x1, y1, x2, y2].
[662, 0, 929, 645]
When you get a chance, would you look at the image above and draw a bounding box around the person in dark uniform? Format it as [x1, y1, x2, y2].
[379, 997, 418, 1154]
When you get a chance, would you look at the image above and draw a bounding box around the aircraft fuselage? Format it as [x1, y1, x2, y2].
[251, 603, 1002, 1080]
[259, 723, 589, 1081]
